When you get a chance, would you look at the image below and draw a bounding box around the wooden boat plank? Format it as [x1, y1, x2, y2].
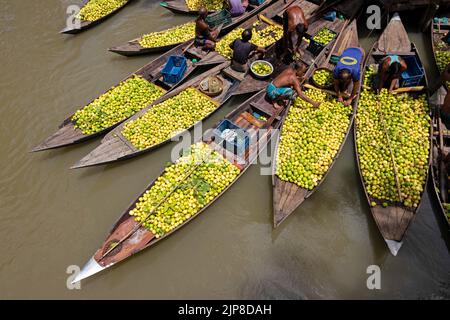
[376, 13, 411, 54]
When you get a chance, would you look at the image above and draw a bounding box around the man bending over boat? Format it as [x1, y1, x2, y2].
[266, 63, 320, 109]
[430, 62, 450, 129]
[195, 7, 220, 51]
[333, 47, 364, 106]
[229, 29, 266, 73]
[376, 55, 407, 93]
[225, 0, 248, 17]
[282, 5, 309, 60]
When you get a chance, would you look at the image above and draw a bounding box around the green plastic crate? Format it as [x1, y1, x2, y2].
[206, 10, 232, 28]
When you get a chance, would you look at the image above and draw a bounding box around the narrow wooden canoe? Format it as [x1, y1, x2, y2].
[430, 87, 450, 230]
[109, 0, 275, 56]
[354, 13, 431, 256]
[71, 90, 289, 283]
[61, 0, 135, 34]
[31, 41, 197, 152]
[272, 20, 363, 227]
[72, 61, 254, 168]
[431, 14, 450, 90]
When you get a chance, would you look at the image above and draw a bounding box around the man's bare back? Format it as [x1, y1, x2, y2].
[273, 68, 301, 89]
[285, 6, 307, 32]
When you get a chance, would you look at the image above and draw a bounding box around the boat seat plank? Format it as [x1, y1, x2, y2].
[222, 66, 247, 82]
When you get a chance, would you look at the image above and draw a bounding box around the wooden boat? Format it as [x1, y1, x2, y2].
[60, 0, 135, 34]
[109, 0, 275, 56]
[31, 41, 198, 152]
[354, 13, 431, 256]
[72, 61, 257, 168]
[159, 0, 199, 15]
[431, 13, 450, 89]
[71, 89, 289, 283]
[430, 87, 450, 230]
[272, 20, 363, 227]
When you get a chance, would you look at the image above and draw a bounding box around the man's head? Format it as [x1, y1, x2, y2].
[241, 29, 252, 42]
[296, 23, 307, 35]
[388, 61, 401, 77]
[294, 62, 307, 76]
[199, 7, 208, 18]
[338, 69, 351, 82]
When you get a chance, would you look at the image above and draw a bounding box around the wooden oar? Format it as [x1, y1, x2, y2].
[362, 85, 425, 94]
[101, 159, 204, 259]
[377, 101, 403, 203]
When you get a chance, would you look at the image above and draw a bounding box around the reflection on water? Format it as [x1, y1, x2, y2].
[0, 0, 448, 299]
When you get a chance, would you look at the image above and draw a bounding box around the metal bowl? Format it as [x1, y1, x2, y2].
[250, 60, 274, 79]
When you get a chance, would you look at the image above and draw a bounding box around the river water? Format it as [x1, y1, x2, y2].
[0, 0, 449, 299]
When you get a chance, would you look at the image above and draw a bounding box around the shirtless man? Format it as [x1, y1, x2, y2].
[266, 63, 320, 108]
[194, 7, 219, 51]
[283, 5, 309, 58]
[376, 55, 407, 93]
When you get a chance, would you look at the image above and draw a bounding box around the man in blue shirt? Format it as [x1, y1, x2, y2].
[333, 47, 364, 106]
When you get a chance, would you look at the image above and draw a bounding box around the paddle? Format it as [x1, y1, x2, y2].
[362, 85, 425, 94]
[101, 159, 205, 259]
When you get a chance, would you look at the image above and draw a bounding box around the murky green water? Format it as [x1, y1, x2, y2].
[0, 0, 448, 299]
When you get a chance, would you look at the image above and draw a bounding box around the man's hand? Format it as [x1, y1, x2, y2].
[312, 101, 321, 108]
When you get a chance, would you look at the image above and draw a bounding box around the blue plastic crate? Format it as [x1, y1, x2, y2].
[212, 119, 250, 157]
[161, 55, 187, 84]
[400, 55, 424, 87]
[249, 0, 265, 5]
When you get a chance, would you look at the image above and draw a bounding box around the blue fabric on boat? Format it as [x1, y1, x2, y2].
[266, 82, 294, 101]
